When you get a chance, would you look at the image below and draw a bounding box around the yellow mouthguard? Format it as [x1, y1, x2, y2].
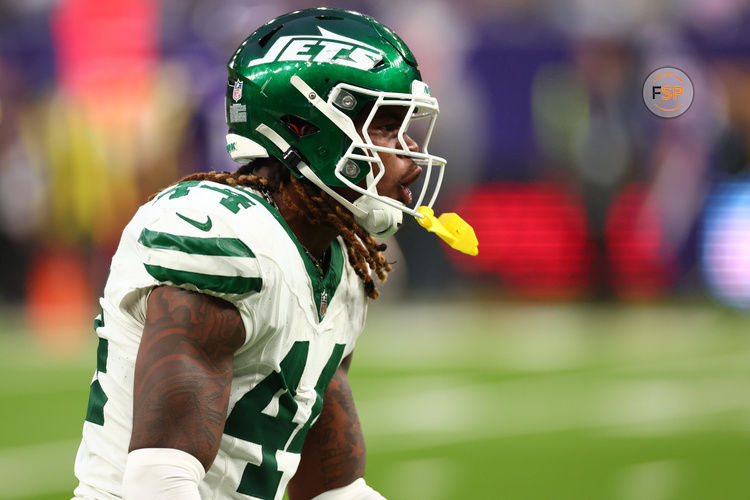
[416, 206, 479, 256]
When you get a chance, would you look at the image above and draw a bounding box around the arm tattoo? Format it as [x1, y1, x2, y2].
[129, 286, 245, 471]
[288, 356, 366, 499]
[313, 373, 366, 486]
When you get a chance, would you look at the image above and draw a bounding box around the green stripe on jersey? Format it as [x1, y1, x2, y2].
[144, 264, 262, 294]
[138, 228, 255, 257]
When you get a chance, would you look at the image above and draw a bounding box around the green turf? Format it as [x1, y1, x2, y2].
[1, 300, 749, 499]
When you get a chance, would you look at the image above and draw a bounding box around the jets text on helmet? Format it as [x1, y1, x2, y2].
[247, 27, 384, 71]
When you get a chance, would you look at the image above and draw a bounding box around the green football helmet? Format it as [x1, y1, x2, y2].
[225, 7, 446, 237]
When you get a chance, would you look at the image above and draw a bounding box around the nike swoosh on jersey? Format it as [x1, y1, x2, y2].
[176, 212, 213, 232]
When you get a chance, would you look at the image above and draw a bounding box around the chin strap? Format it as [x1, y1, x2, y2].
[254, 123, 362, 214]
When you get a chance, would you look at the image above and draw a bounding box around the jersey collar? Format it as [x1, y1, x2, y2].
[242, 188, 344, 321]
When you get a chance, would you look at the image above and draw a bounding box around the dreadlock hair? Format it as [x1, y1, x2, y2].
[149, 160, 392, 299]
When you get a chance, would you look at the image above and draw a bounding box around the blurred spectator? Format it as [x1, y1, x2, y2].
[0, 0, 750, 310]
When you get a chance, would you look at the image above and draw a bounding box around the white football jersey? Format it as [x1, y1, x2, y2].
[72, 180, 368, 500]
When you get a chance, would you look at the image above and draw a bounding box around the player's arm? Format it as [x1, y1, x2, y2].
[123, 285, 245, 499]
[288, 354, 385, 500]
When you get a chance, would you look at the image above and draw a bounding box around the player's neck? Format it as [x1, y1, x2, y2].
[274, 187, 338, 259]
[251, 165, 338, 259]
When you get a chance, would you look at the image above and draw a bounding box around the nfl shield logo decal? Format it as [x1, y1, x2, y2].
[232, 80, 243, 102]
[319, 289, 328, 318]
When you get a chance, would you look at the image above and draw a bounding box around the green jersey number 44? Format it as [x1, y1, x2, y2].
[224, 341, 345, 499]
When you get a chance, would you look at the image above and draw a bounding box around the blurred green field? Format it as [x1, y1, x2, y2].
[1, 299, 749, 499]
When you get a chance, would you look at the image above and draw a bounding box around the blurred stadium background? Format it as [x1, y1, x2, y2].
[1, 0, 750, 498]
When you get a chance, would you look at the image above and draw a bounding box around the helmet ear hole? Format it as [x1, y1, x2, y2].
[281, 115, 320, 137]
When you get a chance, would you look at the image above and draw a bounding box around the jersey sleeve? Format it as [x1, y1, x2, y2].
[136, 209, 263, 298]
[129, 183, 267, 345]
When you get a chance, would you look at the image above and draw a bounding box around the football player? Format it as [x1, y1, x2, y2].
[72, 7, 451, 500]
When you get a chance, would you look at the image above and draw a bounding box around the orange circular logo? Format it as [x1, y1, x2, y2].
[642, 67, 693, 118]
